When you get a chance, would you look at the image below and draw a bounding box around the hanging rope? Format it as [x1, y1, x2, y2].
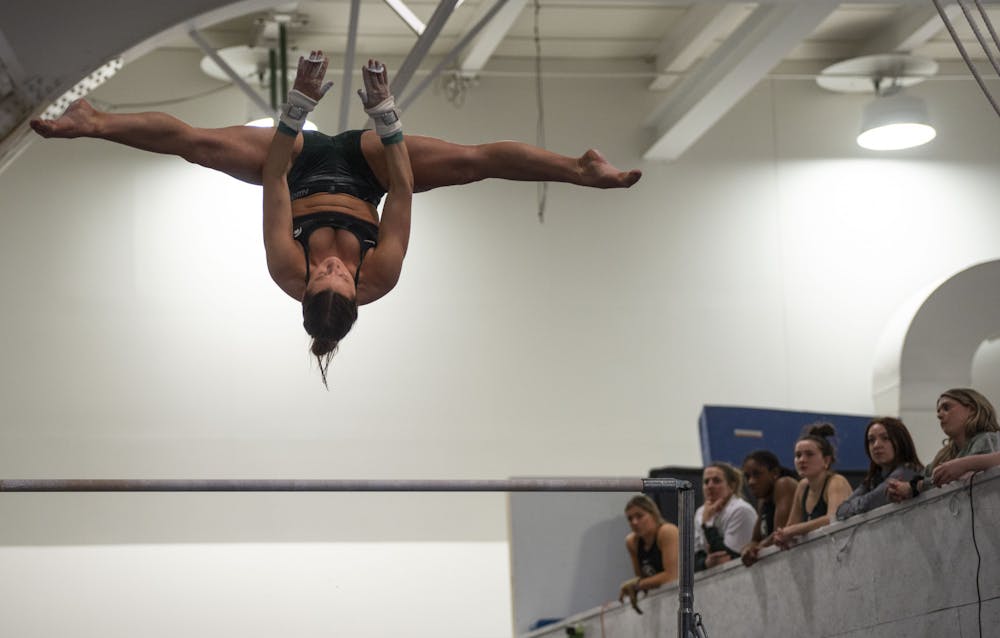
[933, 0, 1000, 118]
[958, 0, 1000, 80]
[974, 0, 1000, 53]
[533, 0, 548, 224]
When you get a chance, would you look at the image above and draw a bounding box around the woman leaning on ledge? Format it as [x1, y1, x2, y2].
[693, 462, 757, 571]
[887, 388, 1000, 502]
[618, 494, 679, 613]
[772, 423, 852, 549]
[739, 449, 798, 566]
[836, 417, 923, 520]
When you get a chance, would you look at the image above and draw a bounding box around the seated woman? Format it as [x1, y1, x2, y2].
[836, 417, 922, 520]
[693, 462, 757, 571]
[618, 494, 679, 613]
[739, 450, 798, 566]
[771, 423, 852, 549]
[887, 388, 1000, 502]
[30, 54, 641, 384]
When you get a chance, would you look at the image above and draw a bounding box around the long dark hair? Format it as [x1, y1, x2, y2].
[743, 449, 797, 481]
[302, 290, 358, 387]
[862, 417, 923, 489]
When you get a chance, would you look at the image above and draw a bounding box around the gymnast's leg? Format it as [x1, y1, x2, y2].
[29, 99, 278, 185]
[32, 100, 641, 190]
[360, 131, 642, 192]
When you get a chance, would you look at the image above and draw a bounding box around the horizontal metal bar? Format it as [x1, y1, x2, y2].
[0, 477, 691, 493]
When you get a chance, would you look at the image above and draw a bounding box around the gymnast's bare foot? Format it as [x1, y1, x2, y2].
[30, 99, 101, 138]
[579, 149, 642, 188]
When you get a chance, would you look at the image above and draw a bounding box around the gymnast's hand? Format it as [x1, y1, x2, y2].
[292, 50, 334, 102]
[357, 58, 392, 110]
[357, 59, 403, 142]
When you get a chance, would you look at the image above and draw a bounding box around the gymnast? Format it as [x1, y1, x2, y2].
[30, 52, 641, 384]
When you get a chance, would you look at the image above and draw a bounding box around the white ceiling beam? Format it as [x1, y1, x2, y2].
[857, 3, 962, 55]
[392, 0, 461, 99]
[649, 3, 749, 91]
[383, 0, 426, 35]
[457, 0, 527, 77]
[642, 1, 839, 161]
[401, 0, 516, 110]
[338, 0, 362, 132]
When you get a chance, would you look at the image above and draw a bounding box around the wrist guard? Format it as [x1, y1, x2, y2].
[279, 89, 318, 134]
[365, 96, 403, 142]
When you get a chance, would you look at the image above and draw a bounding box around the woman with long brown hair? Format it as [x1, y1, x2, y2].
[836, 417, 922, 519]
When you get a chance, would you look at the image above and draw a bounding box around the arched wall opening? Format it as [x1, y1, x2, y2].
[874, 259, 1000, 458]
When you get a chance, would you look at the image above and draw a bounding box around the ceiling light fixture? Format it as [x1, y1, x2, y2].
[245, 117, 317, 131]
[818, 54, 939, 152]
[856, 92, 936, 151]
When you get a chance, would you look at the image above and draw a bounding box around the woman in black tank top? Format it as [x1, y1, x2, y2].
[740, 450, 798, 566]
[773, 423, 853, 550]
[618, 495, 679, 613]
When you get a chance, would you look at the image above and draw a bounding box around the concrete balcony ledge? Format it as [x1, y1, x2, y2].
[524, 466, 1000, 638]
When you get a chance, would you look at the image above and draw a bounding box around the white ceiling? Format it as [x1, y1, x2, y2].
[1, 0, 998, 169]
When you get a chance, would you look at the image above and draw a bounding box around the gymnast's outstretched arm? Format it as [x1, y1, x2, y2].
[352, 60, 414, 302]
[262, 51, 332, 296]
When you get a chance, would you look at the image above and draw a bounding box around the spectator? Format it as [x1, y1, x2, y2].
[888, 388, 1000, 502]
[618, 495, 679, 613]
[740, 450, 798, 566]
[772, 423, 852, 549]
[693, 462, 757, 571]
[836, 417, 922, 520]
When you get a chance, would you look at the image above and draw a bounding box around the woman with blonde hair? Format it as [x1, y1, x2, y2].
[888, 388, 1000, 501]
[693, 462, 756, 571]
[618, 494, 679, 613]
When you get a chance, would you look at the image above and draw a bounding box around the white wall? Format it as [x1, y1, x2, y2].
[0, 542, 512, 638]
[1, 48, 999, 637]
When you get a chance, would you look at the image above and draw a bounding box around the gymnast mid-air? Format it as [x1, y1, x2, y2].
[31, 51, 642, 384]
